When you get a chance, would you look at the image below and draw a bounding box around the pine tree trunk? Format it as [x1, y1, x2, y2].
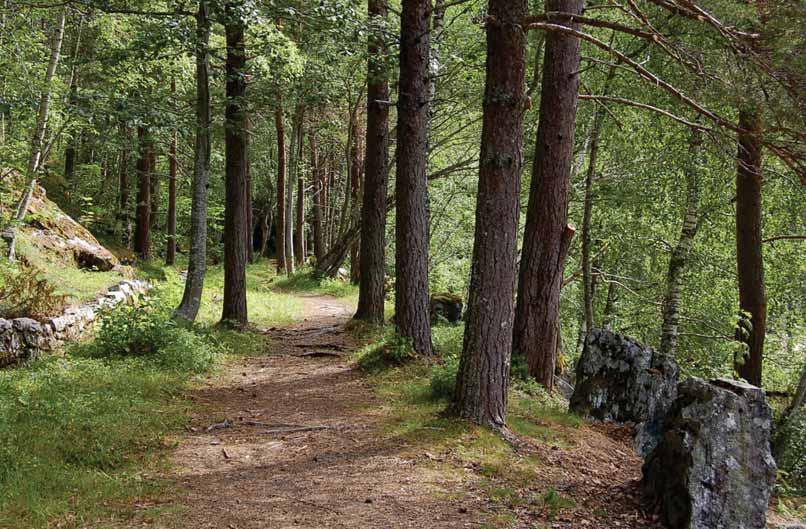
[64, 16, 83, 184]
[246, 117, 254, 263]
[117, 122, 130, 239]
[6, 8, 66, 262]
[734, 109, 766, 386]
[355, 0, 391, 324]
[175, 1, 211, 323]
[395, 0, 434, 356]
[134, 126, 152, 259]
[149, 148, 159, 230]
[453, 0, 527, 429]
[659, 127, 703, 357]
[275, 105, 287, 274]
[221, 1, 249, 327]
[513, 0, 582, 391]
[349, 109, 363, 285]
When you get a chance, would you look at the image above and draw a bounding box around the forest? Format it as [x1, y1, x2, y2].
[0, 0, 804, 528]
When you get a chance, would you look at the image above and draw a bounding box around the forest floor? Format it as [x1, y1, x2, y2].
[125, 292, 668, 529]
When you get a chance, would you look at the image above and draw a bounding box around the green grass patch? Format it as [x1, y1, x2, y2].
[271, 267, 358, 300]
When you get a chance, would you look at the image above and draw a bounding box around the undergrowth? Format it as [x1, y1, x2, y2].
[271, 267, 358, 300]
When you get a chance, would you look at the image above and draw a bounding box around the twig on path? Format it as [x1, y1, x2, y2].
[205, 419, 233, 432]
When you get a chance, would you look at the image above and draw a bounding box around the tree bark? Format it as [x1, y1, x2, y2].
[293, 105, 306, 267]
[659, 127, 703, 357]
[246, 117, 254, 263]
[311, 132, 326, 263]
[117, 121, 130, 240]
[349, 108, 363, 285]
[6, 8, 66, 262]
[355, 0, 391, 324]
[452, 0, 527, 429]
[513, 0, 582, 391]
[734, 109, 766, 386]
[149, 148, 159, 230]
[221, 1, 249, 327]
[166, 79, 178, 265]
[175, 0, 211, 323]
[275, 105, 287, 274]
[134, 126, 152, 259]
[395, 0, 434, 356]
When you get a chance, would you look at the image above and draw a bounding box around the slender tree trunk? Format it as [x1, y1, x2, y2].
[175, 1, 211, 322]
[734, 109, 766, 386]
[311, 132, 326, 263]
[6, 8, 66, 262]
[395, 0, 434, 356]
[166, 124, 178, 264]
[246, 117, 254, 263]
[134, 126, 152, 259]
[221, 1, 249, 327]
[452, 0, 527, 429]
[349, 110, 363, 285]
[294, 106, 305, 267]
[117, 122, 130, 240]
[64, 15, 83, 184]
[602, 277, 618, 329]
[659, 127, 703, 357]
[513, 0, 582, 391]
[149, 149, 160, 230]
[275, 106, 287, 274]
[355, 0, 391, 324]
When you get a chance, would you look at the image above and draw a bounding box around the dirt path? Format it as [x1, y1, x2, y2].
[161, 295, 485, 529]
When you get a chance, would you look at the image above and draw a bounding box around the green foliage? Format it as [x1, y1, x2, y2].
[777, 410, 806, 493]
[0, 265, 67, 319]
[356, 331, 417, 372]
[272, 268, 358, 299]
[80, 298, 219, 373]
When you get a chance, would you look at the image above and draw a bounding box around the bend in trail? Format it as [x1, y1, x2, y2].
[160, 294, 484, 529]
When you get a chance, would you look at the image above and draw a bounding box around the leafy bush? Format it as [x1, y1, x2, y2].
[82, 298, 219, 373]
[0, 266, 67, 319]
[357, 332, 417, 372]
[430, 354, 460, 400]
[776, 410, 806, 492]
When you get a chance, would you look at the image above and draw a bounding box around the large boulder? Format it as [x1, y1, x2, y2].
[641, 377, 776, 529]
[570, 329, 680, 456]
[430, 293, 463, 324]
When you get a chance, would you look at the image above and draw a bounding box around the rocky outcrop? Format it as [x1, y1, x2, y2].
[641, 377, 776, 529]
[20, 183, 120, 271]
[430, 293, 463, 324]
[0, 279, 149, 367]
[570, 329, 680, 456]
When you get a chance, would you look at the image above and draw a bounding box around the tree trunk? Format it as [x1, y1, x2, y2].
[246, 117, 254, 263]
[133, 127, 152, 259]
[166, 79, 178, 265]
[275, 105, 287, 274]
[311, 132, 326, 263]
[513, 0, 582, 391]
[734, 109, 766, 386]
[149, 148, 160, 230]
[395, 0, 434, 356]
[64, 15, 83, 185]
[659, 127, 703, 357]
[175, 1, 211, 323]
[349, 108, 363, 285]
[580, 69, 614, 336]
[294, 105, 306, 267]
[602, 277, 618, 329]
[117, 122, 130, 240]
[355, 0, 391, 324]
[221, 1, 249, 327]
[452, 0, 527, 429]
[6, 8, 66, 262]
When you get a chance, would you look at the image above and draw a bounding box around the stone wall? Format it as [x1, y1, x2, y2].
[0, 280, 150, 367]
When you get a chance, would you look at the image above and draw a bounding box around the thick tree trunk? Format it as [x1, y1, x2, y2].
[355, 0, 391, 324]
[275, 106, 287, 274]
[734, 109, 766, 386]
[513, 0, 582, 391]
[221, 2, 249, 327]
[659, 127, 703, 357]
[395, 0, 434, 356]
[134, 126, 152, 259]
[452, 0, 527, 429]
[6, 8, 66, 262]
[294, 106, 306, 267]
[175, 1, 211, 323]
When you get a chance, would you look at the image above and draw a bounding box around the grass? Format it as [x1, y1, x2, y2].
[271, 266, 359, 301]
[0, 261, 309, 528]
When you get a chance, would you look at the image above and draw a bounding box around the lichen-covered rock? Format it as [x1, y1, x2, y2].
[430, 293, 463, 324]
[570, 329, 680, 456]
[641, 377, 776, 529]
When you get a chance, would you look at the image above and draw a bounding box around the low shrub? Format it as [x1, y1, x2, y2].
[357, 332, 417, 372]
[81, 298, 219, 373]
[776, 410, 806, 493]
[0, 265, 67, 319]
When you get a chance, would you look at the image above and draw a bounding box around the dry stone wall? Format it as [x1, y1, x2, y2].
[0, 279, 150, 367]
